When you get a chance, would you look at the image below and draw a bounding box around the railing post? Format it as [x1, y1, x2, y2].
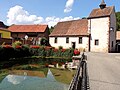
[68, 53, 89, 90]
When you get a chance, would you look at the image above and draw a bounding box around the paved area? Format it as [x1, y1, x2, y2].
[86, 52, 120, 90]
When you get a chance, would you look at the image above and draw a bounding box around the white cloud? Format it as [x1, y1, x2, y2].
[7, 5, 43, 25]
[6, 75, 26, 85]
[64, 0, 74, 13]
[7, 5, 80, 28]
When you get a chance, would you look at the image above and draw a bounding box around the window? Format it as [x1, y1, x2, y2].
[54, 37, 57, 43]
[95, 39, 99, 45]
[0, 33, 1, 38]
[112, 41, 113, 47]
[79, 37, 82, 44]
[66, 37, 69, 43]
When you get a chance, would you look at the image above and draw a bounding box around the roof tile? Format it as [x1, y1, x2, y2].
[8, 25, 48, 33]
[49, 19, 88, 36]
[88, 6, 114, 18]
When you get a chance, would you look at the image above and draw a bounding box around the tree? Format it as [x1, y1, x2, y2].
[40, 37, 48, 46]
[116, 12, 120, 31]
[49, 26, 54, 34]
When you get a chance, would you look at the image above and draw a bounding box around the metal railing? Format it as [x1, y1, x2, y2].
[68, 53, 89, 90]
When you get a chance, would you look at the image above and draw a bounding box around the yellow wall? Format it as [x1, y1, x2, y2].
[0, 29, 11, 38]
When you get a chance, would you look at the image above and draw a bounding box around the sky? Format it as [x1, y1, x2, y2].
[0, 0, 120, 27]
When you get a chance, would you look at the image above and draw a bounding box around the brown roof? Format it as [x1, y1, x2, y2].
[88, 6, 114, 18]
[8, 25, 48, 33]
[116, 31, 120, 40]
[49, 19, 88, 37]
[0, 28, 11, 32]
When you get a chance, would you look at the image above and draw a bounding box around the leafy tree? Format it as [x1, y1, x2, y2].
[116, 12, 120, 31]
[49, 26, 54, 34]
[40, 37, 48, 46]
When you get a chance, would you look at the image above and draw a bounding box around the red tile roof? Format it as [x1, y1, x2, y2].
[49, 19, 88, 37]
[8, 25, 48, 33]
[116, 31, 120, 40]
[88, 6, 114, 18]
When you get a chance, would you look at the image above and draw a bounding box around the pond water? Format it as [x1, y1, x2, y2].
[0, 69, 69, 90]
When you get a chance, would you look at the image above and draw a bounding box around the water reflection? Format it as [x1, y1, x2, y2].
[0, 69, 69, 90]
[47, 69, 56, 81]
[7, 74, 26, 85]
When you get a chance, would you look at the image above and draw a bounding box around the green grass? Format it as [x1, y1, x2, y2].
[11, 64, 76, 84]
[11, 64, 48, 76]
[0, 70, 8, 83]
[50, 68, 76, 84]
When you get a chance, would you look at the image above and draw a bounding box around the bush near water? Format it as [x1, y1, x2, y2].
[0, 44, 81, 61]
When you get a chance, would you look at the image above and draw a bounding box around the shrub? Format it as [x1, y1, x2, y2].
[74, 49, 80, 56]
[40, 37, 48, 46]
[38, 46, 46, 57]
[12, 41, 22, 47]
[30, 45, 40, 49]
[58, 46, 63, 50]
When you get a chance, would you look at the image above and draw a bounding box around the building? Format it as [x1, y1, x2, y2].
[0, 28, 11, 39]
[49, 19, 89, 51]
[49, 0, 116, 53]
[8, 24, 49, 45]
[0, 22, 12, 45]
[116, 31, 120, 52]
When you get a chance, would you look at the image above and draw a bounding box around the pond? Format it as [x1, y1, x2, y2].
[0, 69, 69, 90]
[0, 58, 76, 90]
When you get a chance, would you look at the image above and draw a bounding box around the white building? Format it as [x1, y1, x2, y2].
[49, 0, 116, 53]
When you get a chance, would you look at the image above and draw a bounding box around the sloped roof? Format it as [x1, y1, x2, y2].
[116, 31, 120, 40]
[49, 19, 88, 37]
[88, 6, 114, 19]
[8, 25, 48, 33]
[0, 28, 11, 32]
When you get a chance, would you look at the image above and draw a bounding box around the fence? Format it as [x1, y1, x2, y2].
[68, 53, 89, 90]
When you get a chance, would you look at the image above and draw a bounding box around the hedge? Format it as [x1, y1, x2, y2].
[0, 45, 80, 61]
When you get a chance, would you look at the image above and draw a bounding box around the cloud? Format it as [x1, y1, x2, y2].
[7, 5, 43, 25]
[6, 75, 26, 85]
[64, 0, 74, 13]
[7, 5, 80, 27]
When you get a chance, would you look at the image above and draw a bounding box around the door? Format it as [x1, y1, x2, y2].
[72, 42, 76, 49]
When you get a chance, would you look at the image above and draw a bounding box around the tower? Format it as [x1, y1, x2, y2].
[99, 0, 106, 9]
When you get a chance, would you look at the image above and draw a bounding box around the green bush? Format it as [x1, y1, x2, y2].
[40, 37, 48, 46]
[12, 41, 22, 47]
[58, 46, 63, 50]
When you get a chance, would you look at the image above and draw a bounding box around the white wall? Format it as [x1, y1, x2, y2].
[89, 17, 109, 52]
[49, 36, 89, 51]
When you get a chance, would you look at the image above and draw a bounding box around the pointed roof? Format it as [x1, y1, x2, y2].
[88, 0, 115, 19]
[49, 19, 88, 37]
[88, 6, 114, 19]
[99, 0, 106, 9]
[8, 25, 48, 33]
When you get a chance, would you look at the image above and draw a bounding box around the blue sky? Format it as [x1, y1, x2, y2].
[0, 0, 120, 27]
